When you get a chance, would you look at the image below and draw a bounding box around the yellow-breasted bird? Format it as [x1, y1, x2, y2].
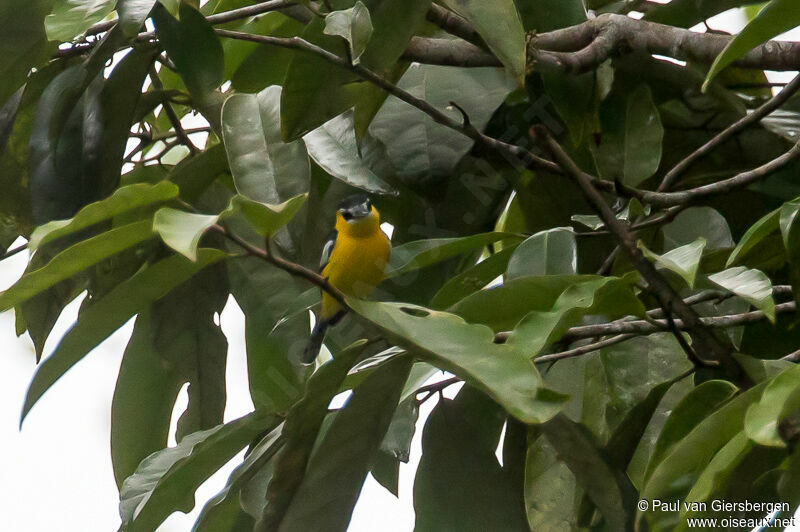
[302, 194, 391, 363]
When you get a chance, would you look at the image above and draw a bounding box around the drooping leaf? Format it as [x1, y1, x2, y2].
[704, 0, 800, 89]
[117, 0, 159, 37]
[414, 398, 529, 532]
[662, 207, 733, 251]
[0, 220, 155, 312]
[169, 143, 230, 203]
[387, 232, 520, 278]
[347, 298, 568, 424]
[440, 0, 526, 84]
[745, 362, 800, 448]
[119, 411, 281, 532]
[379, 396, 419, 463]
[225, 194, 308, 238]
[21, 249, 227, 422]
[430, 244, 518, 309]
[152, 2, 224, 102]
[323, 1, 373, 65]
[0, 0, 51, 111]
[707, 266, 775, 323]
[303, 111, 395, 195]
[506, 227, 577, 279]
[29, 182, 177, 252]
[277, 356, 412, 532]
[153, 208, 219, 262]
[639, 238, 706, 288]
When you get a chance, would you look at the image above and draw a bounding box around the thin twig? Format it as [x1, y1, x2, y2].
[1, 243, 27, 261]
[659, 73, 800, 191]
[148, 65, 198, 155]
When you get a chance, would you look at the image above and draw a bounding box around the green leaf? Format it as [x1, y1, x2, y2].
[277, 356, 412, 531]
[707, 266, 775, 323]
[324, 1, 373, 65]
[644, 380, 739, 483]
[169, 143, 230, 203]
[506, 228, 576, 279]
[450, 274, 602, 331]
[45, 0, 115, 41]
[379, 397, 419, 462]
[111, 312, 185, 488]
[507, 276, 645, 357]
[0, 220, 155, 312]
[639, 238, 706, 288]
[541, 414, 637, 532]
[0, 0, 51, 110]
[120, 411, 281, 532]
[640, 379, 769, 531]
[261, 341, 368, 528]
[430, 245, 518, 309]
[592, 84, 664, 186]
[225, 193, 308, 237]
[440, 0, 526, 85]
[644, 0, 762, 28]
[303, 111, 395, 195]
[29, 182, 178, 252]
[153, 3, 223, 101]
[21, 249, 227, 423]
[662, 206, 733, 251]
[779, 198, 800, 304]
[704, 0, 800, 90]
[414, 398, 529, 532]
[369, 65, 515, 180]
[745, 362, 800, 447]
[347, 298, 568, 424]
[117, 0, 158, 37]
[726, 207, 780, 267]
[153, 208, 219, 262]
[387, 232, 520, 278]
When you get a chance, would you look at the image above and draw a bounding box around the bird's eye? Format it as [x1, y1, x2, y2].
[342, 211, 353, 221]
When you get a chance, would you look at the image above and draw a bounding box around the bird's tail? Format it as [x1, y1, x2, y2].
[302, 319, 328, 364]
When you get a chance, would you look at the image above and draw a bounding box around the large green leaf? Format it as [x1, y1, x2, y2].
[303, 111, 395, 195]
[745, 362, 800, 447]
[168, 143, 230, 203]
[507, 276, 645, 357]
[225, 193, 308, 237]
[120, 411, 281, 532]
[662, 207, 733, 251]
[21, 249, 227, 422]
[542, 414, 638, 531]
[640, 379, 769, 531]
[644, 0, 763, 28]
[45, 0, 115, 41]
[277, 356, 412, 531]
[727, 207, 780, 267]
[347, 298, 568, 424]
[153, 3, 224, 102]
[387, 232, 520, 278]
[440, 0, 526, 84]
[111, 312, 184, 488]
[639, 238, 706, 288]
[506, 228, 576, 279]
[592, 84, 664, 187]
[429, 245, 518, 309]
[323, 1, 373, 65]
[29, 182, 178, 251]
[704, 0, 800, 89]
[0, 0, 51, 110]
[0, 220, 155, 312]
[369, 64, 515, 181]
[260, 341, 368, 529]
[414, 398, 529, 532]
[707, 266, 775, 323]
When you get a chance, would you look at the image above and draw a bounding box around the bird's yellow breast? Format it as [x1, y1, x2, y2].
[320, 206, 391, 318]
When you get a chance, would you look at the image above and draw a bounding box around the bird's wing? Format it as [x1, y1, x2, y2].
[319, 228, 338, 272]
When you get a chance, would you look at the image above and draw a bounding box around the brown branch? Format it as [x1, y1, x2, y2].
[627, 140, 800, 208]
[531, 125, 750, 386]
[403, 37, 501, 67]
[1, 243, 27, 261]
[213, 224, 346, 306]
[659, 73, 800, 191]
[148, 65, 198, 155]
[426, 4, 486, 49]
[529, 13, 800, 74]
[537, 301, 796, 364]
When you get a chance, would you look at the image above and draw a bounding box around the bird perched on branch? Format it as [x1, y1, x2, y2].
[302, 194, 391, 363]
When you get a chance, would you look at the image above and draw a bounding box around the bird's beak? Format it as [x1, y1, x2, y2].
[353, 203, 371, 218]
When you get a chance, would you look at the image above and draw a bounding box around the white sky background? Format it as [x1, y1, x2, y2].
[2, 6, 800, 532]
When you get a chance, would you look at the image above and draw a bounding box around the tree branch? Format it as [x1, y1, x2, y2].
[531, 125, 749, 385]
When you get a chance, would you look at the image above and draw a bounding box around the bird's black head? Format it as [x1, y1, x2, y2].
[338, 194, 372, 221]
